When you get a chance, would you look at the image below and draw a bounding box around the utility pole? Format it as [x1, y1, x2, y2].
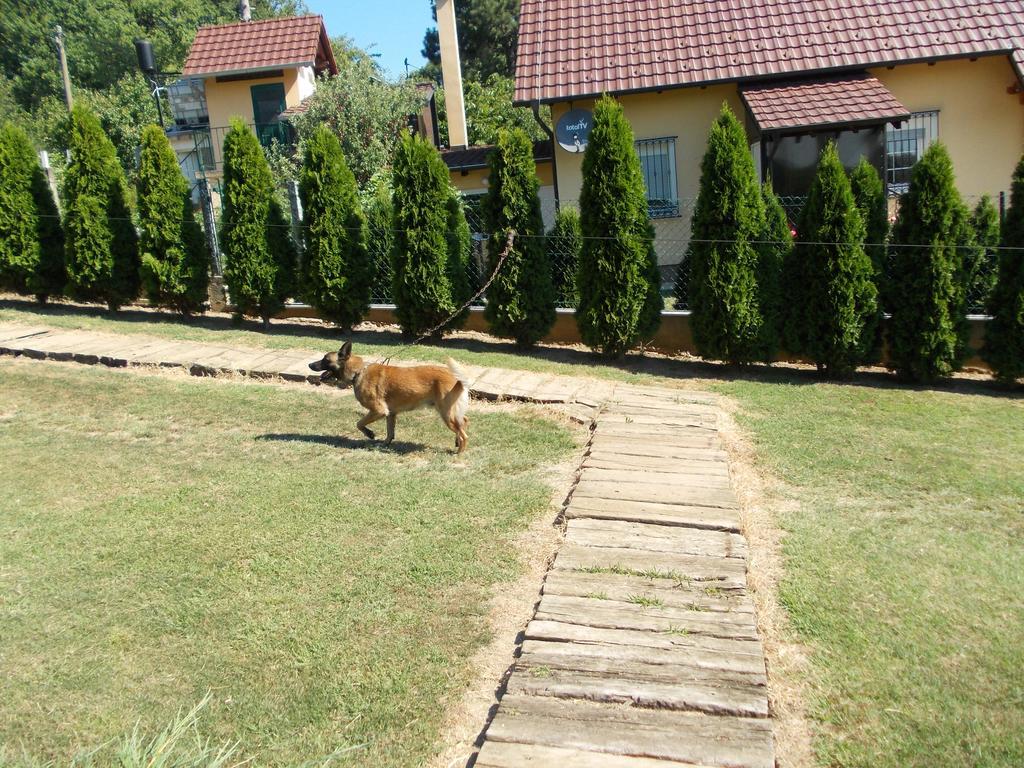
[54, 25, 73, 110]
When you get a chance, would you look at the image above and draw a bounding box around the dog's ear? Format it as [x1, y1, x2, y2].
[339, 341, 352, 360]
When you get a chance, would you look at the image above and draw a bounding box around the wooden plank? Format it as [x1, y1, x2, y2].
[574, 479, 738, 509]
[585, 452, 730, 474]
[17, 331, 87, 358]
[566, 519, 747, 559]
[129, 340, 205, 365]
[554, 544, 746, 589]
[542, 569, 751, 610]
[533, 594, 757, 638]
[506, 668, 768, 717]
[525, 620, 763, 658]
[598, 421, 719, 437]
[592, 432, 722, 452]
[581, 466, 731, 488]
[603, 401, 718, 418]
[589, 437, 728, 461]
[520, 637, 765, 676]
[0, 325, 52, 344]
[476, 741, 716, 768]
[599, 413, 713, 429]
[566, 497, 740, 532]
[485, 695, 773, 768]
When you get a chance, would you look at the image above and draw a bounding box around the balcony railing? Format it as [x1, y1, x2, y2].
[189, 122, 296, 173]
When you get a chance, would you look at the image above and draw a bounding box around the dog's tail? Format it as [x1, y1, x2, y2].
[446, 358, 470, 419]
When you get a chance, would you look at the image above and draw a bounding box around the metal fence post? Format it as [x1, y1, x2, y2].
[198, 179, 222, 276]
[288, 180, 304, 270]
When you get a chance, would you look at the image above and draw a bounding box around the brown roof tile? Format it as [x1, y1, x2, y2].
[514, 0, 1024, 103]
[183, 15, 338, 77]
[740, 74, 910, 132]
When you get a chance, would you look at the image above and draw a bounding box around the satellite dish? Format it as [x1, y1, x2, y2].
[556, 109, 593, 153]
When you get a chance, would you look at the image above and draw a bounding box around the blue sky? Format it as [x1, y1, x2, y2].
[308, 0, 435, 78]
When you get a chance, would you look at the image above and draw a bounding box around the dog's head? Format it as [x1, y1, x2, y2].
[308, 341, 362, 386]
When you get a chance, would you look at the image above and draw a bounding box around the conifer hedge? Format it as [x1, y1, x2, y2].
[445, 191, 472, 330]
[136, 124, 208, 314]
[984, 154, 1024, 383]
[482, 128, 556, 347]
[63, 104, 139, 310]
[849, 158, 889, 283]
[577, 95, 661, 357]
[967, 195, 1000, 311]
[299, 126, 372, 330]
[786, 142, 878, 377]
[547, 206, 582, 306]
[0, 122, 65, 301]
[391, 133, 462, 338]
[364, 176, 395, 302]
[681, 104, 765, 364]
[888, 142, 972, 381]
[221, 119, 295, 326]
[758, 180, 791, 359]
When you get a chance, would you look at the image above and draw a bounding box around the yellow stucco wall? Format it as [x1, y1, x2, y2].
[871, 55, 1024, 199]
[449, 161, 554, 194]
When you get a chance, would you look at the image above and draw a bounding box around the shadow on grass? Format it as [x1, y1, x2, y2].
[3, 297, 1019, 400]
[257, 432, 429, 454]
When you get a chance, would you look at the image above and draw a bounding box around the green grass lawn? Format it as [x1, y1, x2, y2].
[714, 380, 1024, 767]
[0, 360, 576, 766]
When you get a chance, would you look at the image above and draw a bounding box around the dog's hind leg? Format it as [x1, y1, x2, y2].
[384, 414, 397, 447]
[357, 411, 386, 441]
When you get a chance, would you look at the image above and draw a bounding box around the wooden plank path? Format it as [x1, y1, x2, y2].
[0, 322, 774, 766]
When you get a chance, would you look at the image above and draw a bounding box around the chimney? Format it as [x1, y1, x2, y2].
[435, 0, 468, 148]
[239, 0, 251, 22]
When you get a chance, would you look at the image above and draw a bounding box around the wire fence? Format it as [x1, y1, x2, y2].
[194, 184, 1008, 316]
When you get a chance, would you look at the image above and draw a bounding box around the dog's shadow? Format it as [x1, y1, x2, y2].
[257, 433, 428, 454]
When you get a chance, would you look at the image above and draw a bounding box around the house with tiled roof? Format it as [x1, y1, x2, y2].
[513, 0, 1024, 268]
[165, 15, 338, 179]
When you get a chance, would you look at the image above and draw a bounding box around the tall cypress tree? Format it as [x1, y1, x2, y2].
[847, 158, 887, 363]
[546, 206, 582, 307]
[299, 126, 372, 331]
[787, 142, 878, 377]
[136, 124, 208, 314]
[391, 133, 460, 338]
[221, 119, 294, 326]
[0, 122, 65, 302]
[759, 179, 791, 359]
[681, 104, 765, 364]
[888, 142, 972, 381]
[577, 94, 661, 357]
[482, 128, 556, 347]
[984, 155, 1024, 383]
[63, 104, 139, 311]
[364, 176, 395, 303]
[445, 190, 472, 330]
[967, 195, 1000, 312]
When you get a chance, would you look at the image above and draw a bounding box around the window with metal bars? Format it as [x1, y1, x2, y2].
[635, 137, 679, 218]
[885, 111, 939, 194]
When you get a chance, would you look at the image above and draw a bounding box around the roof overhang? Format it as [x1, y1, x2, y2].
[740, 74, 911, 136]
[189, 62, 314, 80]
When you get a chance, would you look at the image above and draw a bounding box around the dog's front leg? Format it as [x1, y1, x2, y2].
[357, 411, 385, 441]
[384, 414, 397, 446]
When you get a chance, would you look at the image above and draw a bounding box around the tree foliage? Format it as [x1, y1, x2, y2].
[221, 119, 295, 324]
[888, 142, 972, 381]
[681, 104, 765, 364]
[363, 173, 395, 302]
[136, 124, 207, 313]
[984, 155, 1024, 383]
[849, 158, 889, 290]
[481, 128, 555, 347]
[299, 126, 372, 330]
[759, 179, 792, 358]
[577, 95, 661, 357]
[547, 206, 582, 307]
[786, 142, 878, 377]
[967, 195, 1000, 312]
[390, 132, 464, 337]
[422, 0, 518, 80]
[291, 46, 424, 189]
[434, 74, 548, 147]
[63, 104, 138, 309]
[0, 122, 65, 300]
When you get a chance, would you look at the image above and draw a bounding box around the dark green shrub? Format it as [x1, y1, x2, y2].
[577, 95, 661, 357]
[63, 104, 139, 310]
[221, 119, 295, 326]
[136, 124, 208, 314]
[0, 122, 65, 301]
[786, 142, 878, 377]
[888, 142, 972, 381]
[984, 155, 1024, 383]
[849, 158, 889, 283]
[546, 206, 582, 306]
[637, 220, 664, 342]
[481, 128, 556, 347]
[299, 126, 372, 330]
[364, 176, 395, 303]
[445, 191, 472, 330]
[390, 133, 461, 338]
[759, 179, 792, 359]
[966, 195, 1000, 312]
[681, 104, 765, 364]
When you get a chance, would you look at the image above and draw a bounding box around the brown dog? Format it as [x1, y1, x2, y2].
[309, 342, 470, 453]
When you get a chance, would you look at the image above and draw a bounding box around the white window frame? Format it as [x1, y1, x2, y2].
[885, 110, 939, 195]
[635, 136, 679, 218]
